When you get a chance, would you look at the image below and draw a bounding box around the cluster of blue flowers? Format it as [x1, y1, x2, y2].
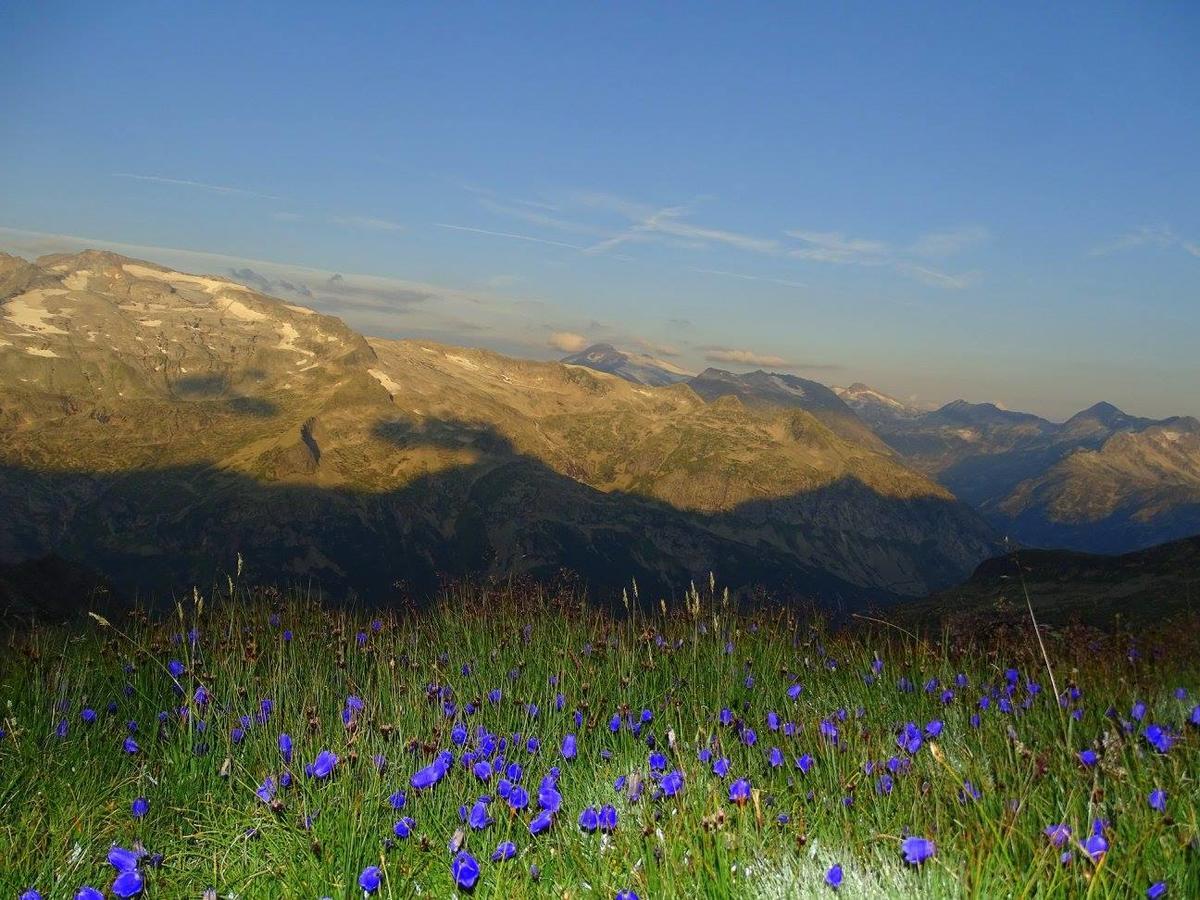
[11, 611, 1197, 899]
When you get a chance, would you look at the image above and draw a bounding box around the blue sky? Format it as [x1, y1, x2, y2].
[2, 1, 1197, 418]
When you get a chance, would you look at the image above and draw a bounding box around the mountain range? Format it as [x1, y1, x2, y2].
[4, 249, 1196, 612]
[0, 251, 999, 607]
[832, 384, 1200, 553]
[560, 352, 1200, 556]
[557, 347, 1200, 557]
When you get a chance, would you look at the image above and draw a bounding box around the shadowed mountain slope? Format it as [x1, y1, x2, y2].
[0, 251, 999, 605]
[906, 534, 1200, 626]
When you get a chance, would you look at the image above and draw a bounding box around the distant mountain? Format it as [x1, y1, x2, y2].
[1059, 401, 1162, 440]
[907, 533, 1200, 626]
[690, 369, 890, 453]
[0, 251, 998, 606]
[999, 418, 1200, 553]
[924, 399, 1052, 430]
[834, 383, 924, 427]
[839, 383, 1200, 554]
[561, 343, 692, 386]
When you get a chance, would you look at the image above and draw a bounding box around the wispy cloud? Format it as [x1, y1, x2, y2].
[548, 331, 590, 352]
[459, 182, 562, 212]
[582, 200, 779, 256]
[690, 268, 806, 289]
[566, 190, 657, 220]
[468, 187, 779, 257]
[477, 197, 610, 238]
[228, 266, 434, 314]
[700, 347, 842, 371]
[635, 338, 681, 357]
[787, 230, 890, 265]
[113, 172, 282, 201]
[461, 184, 984, 289]
[648, 211, 780, 254]
[784, 226, 985, 289]
[330, 215, 405, 232]
[512, 198, 562, 212]
[118, 174, 403, 232]
[702, 347, 795, 368]
[435, 223, 587, 251]
[897, 263, 978, 290]
[908, 226, 989, 258]
[1090, 225, 1200, 259]
[270, 211, 405, 231]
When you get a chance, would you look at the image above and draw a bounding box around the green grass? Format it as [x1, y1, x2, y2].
[1, 580, 1197, 898]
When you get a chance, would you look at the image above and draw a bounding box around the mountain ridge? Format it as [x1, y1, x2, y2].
[560, 342, 691, 387]
[0, 250, 999, 604]
[687, 367, 891, 453]
[839, 381, 1200, 553]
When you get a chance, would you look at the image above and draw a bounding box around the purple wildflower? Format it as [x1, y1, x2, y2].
[111, 869, 144, 898]
[1084, 820, 1108, 860]
[529, 809, 554, 835]
[393, 817, 415, 839]
[359, 866, 381, 893]
[900, 836, 935, 865]
[451, 851, 480, 890]
[661, 770, 684, 796]
[729, 778, 751, 805]
[308, 749, 337, 778]
[826, 863, 843, 889]
[1144, 724, 1173, 753]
